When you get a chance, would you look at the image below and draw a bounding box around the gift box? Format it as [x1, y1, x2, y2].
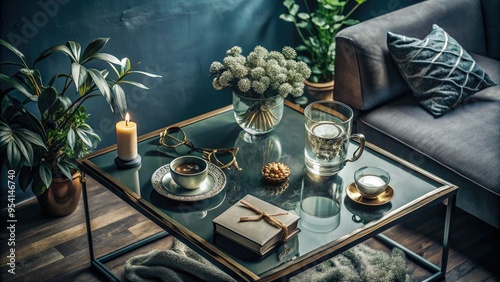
[212, 194, 300, 255]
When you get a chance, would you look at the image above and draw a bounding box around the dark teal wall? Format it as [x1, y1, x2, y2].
[1, 0, 422, 206]
[1, 0, 302, 149]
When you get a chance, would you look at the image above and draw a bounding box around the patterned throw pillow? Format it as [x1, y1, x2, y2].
[387, 24, 496, 116]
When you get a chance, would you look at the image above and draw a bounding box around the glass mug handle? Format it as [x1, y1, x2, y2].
[344, 133, 365, 163]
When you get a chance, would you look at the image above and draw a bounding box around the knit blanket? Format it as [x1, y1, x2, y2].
[125, 238, 412, 282]
[125, 238, 235, 282]
[290, 243, 413, 282]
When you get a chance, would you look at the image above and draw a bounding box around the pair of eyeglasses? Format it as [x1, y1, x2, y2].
[159, 126, 241, 170]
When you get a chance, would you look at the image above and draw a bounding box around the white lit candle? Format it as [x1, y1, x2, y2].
[116, 113, 138, 161]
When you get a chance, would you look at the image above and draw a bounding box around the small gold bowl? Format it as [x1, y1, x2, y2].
[262, 162, 291, 183]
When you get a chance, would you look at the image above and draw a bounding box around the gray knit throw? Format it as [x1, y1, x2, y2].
[291, 244, 413, 282]
[125, 239, 412, 282]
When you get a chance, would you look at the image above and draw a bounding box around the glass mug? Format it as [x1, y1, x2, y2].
[304, 101, 365, 176]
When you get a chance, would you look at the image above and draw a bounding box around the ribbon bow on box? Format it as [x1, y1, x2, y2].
[239, 200, 289, 242]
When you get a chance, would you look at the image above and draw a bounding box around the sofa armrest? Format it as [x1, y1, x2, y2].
[334, 0, 487, 111]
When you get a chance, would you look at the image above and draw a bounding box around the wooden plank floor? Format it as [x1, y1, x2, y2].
[1, 177, 499, 282]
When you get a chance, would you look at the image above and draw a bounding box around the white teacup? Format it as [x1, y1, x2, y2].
[354, 166, 390, 199]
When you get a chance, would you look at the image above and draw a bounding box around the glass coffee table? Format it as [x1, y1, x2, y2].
[77, 101, 457, 281]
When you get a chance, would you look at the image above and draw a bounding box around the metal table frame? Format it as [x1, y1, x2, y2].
[78, 102, 458, 281]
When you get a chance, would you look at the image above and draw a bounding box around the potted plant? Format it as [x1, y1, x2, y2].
[280, 0, 366, 99]
[0, 38, 160, 216]
[209, 45, 311, 135]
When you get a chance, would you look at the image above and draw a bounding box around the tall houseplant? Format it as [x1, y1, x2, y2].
[0, 38, 160, 215]
[280, 0, 366, 83]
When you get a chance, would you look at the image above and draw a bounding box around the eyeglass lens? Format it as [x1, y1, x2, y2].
[162, 127, 186, 147]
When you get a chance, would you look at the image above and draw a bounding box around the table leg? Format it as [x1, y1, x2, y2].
[376, 194, 457, 282]
[440, 193, 456, 274]
[81, 173, 95, 262]
[81, 175, 168, 281]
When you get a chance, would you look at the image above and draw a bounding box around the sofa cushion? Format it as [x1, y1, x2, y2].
[387, 25, 496, 116]
[357, 53, 500, 195]
[334, 0, 487, 111]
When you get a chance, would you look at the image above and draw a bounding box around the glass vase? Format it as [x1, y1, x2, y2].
[232, 92, 284, 135]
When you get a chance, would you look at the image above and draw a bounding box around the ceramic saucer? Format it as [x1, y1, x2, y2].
[151, 162, 226, 201]
[346, 182, 394, 206]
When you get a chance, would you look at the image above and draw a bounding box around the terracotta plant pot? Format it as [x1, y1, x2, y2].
[304, 80, 335, 101]
[36, 172, 82, 217]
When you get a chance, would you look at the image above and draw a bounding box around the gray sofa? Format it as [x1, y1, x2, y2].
[334, 0, 500, 228]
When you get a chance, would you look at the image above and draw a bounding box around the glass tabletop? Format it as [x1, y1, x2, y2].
[80, 102, 454, 281]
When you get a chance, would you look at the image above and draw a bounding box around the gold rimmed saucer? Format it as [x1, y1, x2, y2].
[346, 182, 394, 206]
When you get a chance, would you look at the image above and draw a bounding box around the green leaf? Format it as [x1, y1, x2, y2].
[88, 131, 101, 143]
[15, 128, 46, 149]
[38, 86, 57, 114]
[37, 162, 52, 194]
[86, 52, 121, 65]
[0, 129, 10, 146]
[75, 128, 93, 148]
[121, 57, 131, 72]
[343, 19, 360, 26]
[0, 39, 26, 61]
[0, 60, 24, 68]
[311, 66, 322, 75]
[328, 42, 336, 52]
[77, 124, 101, 142]
[23, 110, 47, 141]
[296, 21, 308, 28]
[333, 15, 345, 22]
[66, 41, 81, 62]
[283, 0, 295, 9]
[76, 123, 93, 132]
[297, 13, 310, 20]
[295, 45, 309, 51]
[290, 4, 299, 16]
[67, 128, 76, 150]
[129, 70, 162, 78]
[56, 94, 72, 110]
[312, 17, 326, 27]
[0, 73, 36, 100]
[81, 38, 110, 62]
[279, 14, 294, 22]
[35, 44, 75, 65]
[120, 80, 149, 89]
[112, 84, 127, 118]
[0, 121, 45, 169]
[297, 55, 311, 64]
[57, 162, 73, 182]
[309, 37, 319, 47]
[7, 142, 21, 170]
[87, 68, 113, 112]
[71, 62, 82, 89]
[11, 133, 32, 165]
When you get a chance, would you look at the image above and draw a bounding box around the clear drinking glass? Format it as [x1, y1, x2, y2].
[304, 101, 365, 176]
